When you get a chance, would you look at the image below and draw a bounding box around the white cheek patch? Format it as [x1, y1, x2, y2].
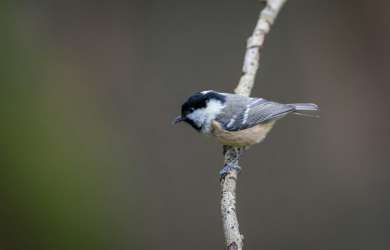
[187, 109, 207, 128]
[187, 99, 225, 133]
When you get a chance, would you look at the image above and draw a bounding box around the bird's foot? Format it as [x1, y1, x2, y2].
[219, 163, 241, 179]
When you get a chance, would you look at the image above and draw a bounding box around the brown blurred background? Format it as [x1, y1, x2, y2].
[1, 0, 390, 249]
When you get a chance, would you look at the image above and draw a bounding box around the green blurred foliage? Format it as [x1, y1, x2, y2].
[0, 3, 142, 250]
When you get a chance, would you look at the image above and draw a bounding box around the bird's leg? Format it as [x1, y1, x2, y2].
[219, 163, 241, 179]
[220, 146, 249, 179]
[222, 145, 230, 155]
[238, 146, 249, 157]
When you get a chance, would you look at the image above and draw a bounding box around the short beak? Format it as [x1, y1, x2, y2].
[172, 115, 184, 125]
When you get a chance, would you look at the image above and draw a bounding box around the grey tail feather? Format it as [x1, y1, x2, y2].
[288, 103, 319, 111]
[288, 103, 320, 118]
[293, 112, 320, 118]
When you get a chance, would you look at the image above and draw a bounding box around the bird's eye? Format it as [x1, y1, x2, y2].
[190, 107, 195, 112]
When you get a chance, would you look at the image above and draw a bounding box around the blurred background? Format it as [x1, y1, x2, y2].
[1, 0, 390, 249]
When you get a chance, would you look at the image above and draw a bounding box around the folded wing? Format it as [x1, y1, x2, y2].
[217, 96, 294, 131]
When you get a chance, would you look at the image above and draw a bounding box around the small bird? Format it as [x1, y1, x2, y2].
[173, 90, 319, 175]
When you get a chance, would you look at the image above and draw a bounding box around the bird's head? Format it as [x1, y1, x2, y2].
[173, 90, 226, 133]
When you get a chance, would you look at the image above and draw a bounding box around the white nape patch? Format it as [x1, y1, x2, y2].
[201, 90, 213, 94]
[187, 99, 225, 134]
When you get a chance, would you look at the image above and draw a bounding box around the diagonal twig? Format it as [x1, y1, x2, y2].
[220, 1, 288, 249]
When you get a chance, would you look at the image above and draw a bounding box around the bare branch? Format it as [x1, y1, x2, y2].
[220, 1, 287, 249]
[235, 0, 287, 97]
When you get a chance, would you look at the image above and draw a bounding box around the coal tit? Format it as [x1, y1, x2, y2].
[174, 90, 319, 147]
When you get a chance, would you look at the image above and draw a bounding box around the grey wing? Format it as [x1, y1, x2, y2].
[214, 94, 252, 130]
[217, 97, 294, 131]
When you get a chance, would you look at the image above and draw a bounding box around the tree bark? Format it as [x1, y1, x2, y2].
[220, 1, 288, 249]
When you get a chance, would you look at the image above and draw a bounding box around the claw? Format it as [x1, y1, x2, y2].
[219, 163, 241, 179]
